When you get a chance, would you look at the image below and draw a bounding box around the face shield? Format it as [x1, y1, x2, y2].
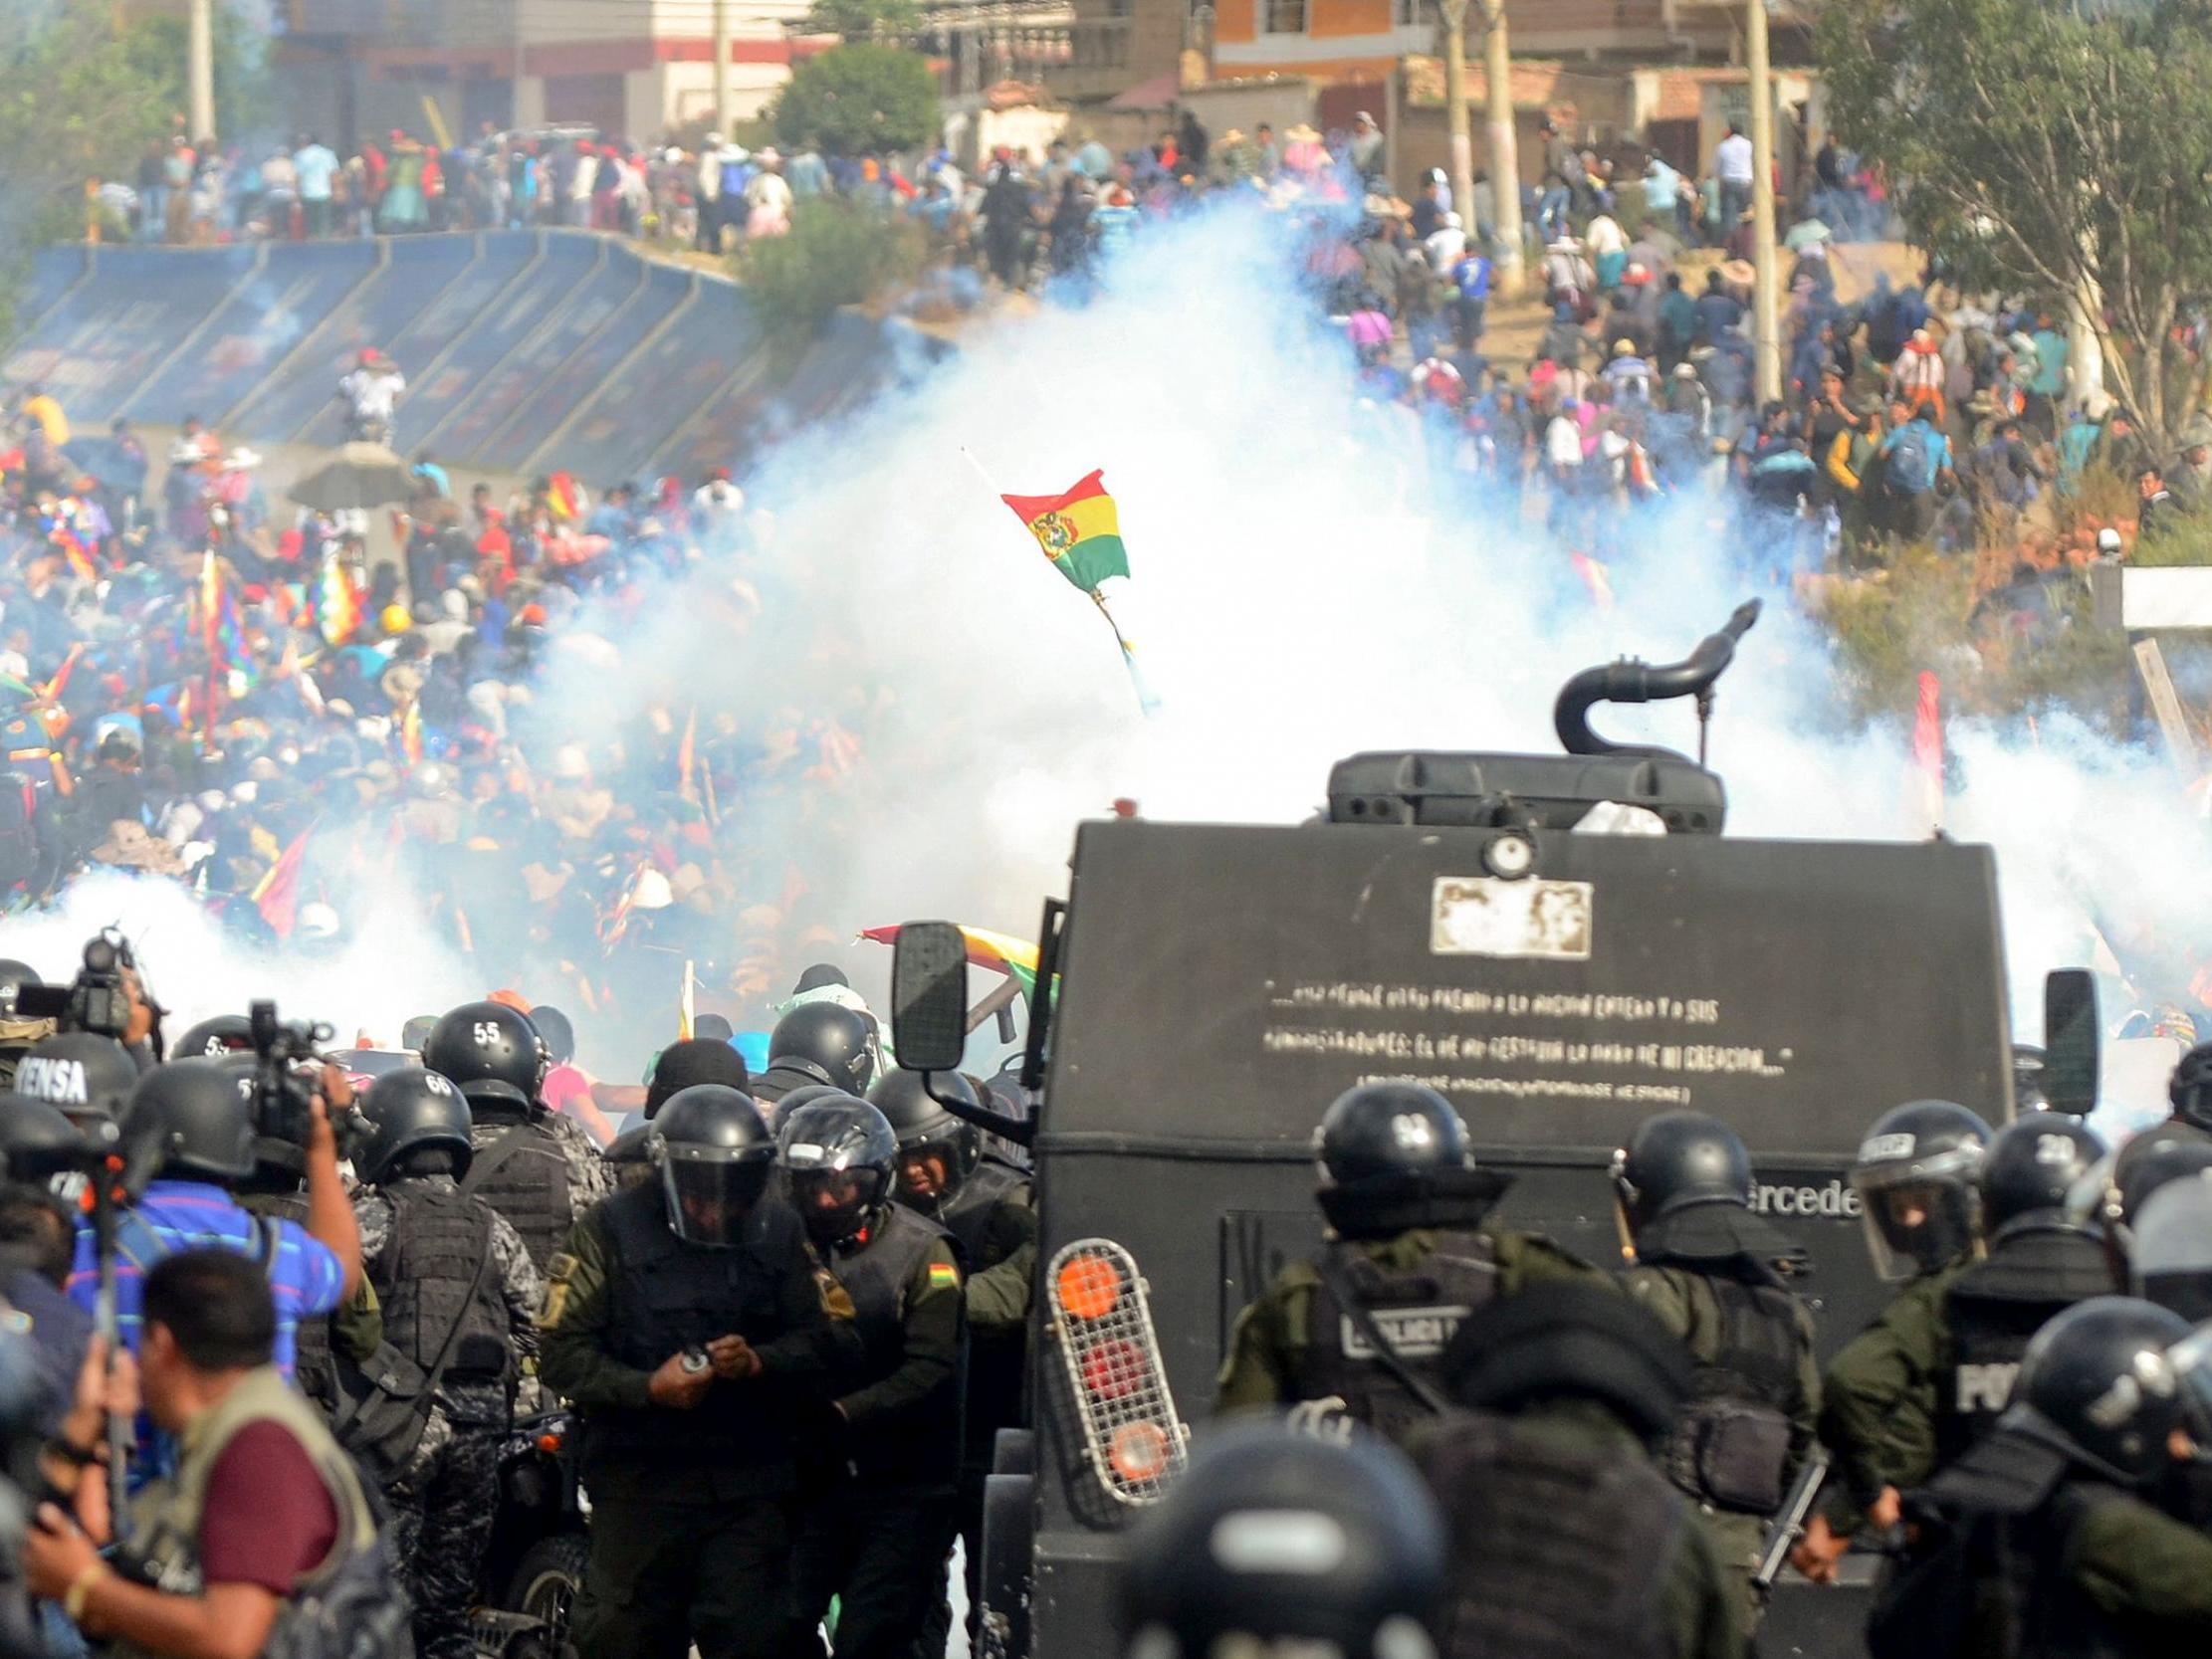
[1851, 1146, 1982, 1282]
[2133, 1176, 2212, 1325]
[782, 1137, 891, 1246]
[656, 1141, 772, 1249]
[2169, 1322, 2212, 1447]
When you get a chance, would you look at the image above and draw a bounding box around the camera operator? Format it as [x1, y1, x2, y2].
[25, 1250, 404, 1659]
[64, 1060, 362, 1416]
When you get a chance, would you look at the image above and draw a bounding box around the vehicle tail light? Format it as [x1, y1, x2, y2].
[1045, 1238, 1188, 1504]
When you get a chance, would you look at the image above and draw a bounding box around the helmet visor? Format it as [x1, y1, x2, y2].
[658, 1145, 770, 1248]
[1852, 1153, 1981, 1282]
[787, 1165, 882, 1244]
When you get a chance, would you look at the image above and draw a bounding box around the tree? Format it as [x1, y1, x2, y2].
[804, 0, 925, 43]
[771, 44, 939, 157]
[1817, 0, 2212, 446]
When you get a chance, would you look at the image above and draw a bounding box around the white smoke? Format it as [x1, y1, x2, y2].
[7, 199, 2205, 1119]
[0, 868, 479, 1053]
[531, 199, 2211, 1116]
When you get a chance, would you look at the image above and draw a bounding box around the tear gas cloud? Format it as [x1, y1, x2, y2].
[5, 199, 2204, 1134]
[539, 198, 2211, 1113]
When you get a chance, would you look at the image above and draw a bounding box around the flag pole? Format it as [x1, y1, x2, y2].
[962, 448, 1157, 718]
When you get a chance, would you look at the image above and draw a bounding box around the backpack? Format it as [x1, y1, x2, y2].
[262, 1462, 414, 1659]
[1886, 424, 1937, 496]
[0, 773, 38, 891]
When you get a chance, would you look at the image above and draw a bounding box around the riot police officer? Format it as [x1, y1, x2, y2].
[777, 1097, 964, 1659]
[354, 1067, 545, 1659]
[869, 1067, 1035, 1638]
[421, 999, 611, 1272]
[1867, 1298, 2212, 1656]
[539, 1084, 859, 1659]
[1612, 1112, 1820, 1628]
[1810, 1109, 2114, 1580]
[2115, 1043, 2212, 1184]
[1216, 1082, 1599, 1442]
[1119, 1424, 1447, 1659]
[1416, 1281, 1742, 1659]
[2128, 1171, 2212, 1322]
[752, 1003, 880, 1104]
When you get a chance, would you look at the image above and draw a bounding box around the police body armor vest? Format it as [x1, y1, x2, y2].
[374, 1182, 513, 1392]
[829, 1201, 962, 1485]
[466, 1114, 575, 1273]
[1418, 1409, 1680, 1659]
[1888, 1434, 2138, 1659]
[1664, 1273, 1799, 1514]
[238, 1189, 336, 1412]
[1296, 1231, 1496, 1443]
[1938, 1228, 2115, 1467]
[936, 1156, 1029, 1467]
[586, 1184, 807, 1468]
[939, 1156, 1028, 1269]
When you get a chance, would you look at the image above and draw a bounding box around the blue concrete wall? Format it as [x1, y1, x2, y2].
[5, 231, 942, 487]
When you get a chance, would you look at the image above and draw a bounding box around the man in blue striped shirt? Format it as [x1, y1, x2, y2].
[66, 1058, 361, 1381]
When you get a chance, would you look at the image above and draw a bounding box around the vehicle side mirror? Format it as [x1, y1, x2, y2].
[2042, 968, 2100, 1116]
[892, 922, 969, 1073]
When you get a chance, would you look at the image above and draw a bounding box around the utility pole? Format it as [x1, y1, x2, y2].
[714, 0, 735, 134]
[1479, 0, 1524, 296]
[1747, 0, 1781, 402]
[1438, 0, 1476, 286]
[187, 0, 216, 144]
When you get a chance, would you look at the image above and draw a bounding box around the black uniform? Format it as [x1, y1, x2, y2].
[540, 1184, 860, 1659]
[357, 1175, 542, 1659]
[467, 1105, 611, 1272]
[787, 1201, 966, 1659]
[1934, 1223, 2116, 1464]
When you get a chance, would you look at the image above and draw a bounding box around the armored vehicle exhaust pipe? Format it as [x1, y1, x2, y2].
[1554, 599, 1761, 762]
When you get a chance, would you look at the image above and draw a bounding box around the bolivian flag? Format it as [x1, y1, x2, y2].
[999, 470, 1131, 594]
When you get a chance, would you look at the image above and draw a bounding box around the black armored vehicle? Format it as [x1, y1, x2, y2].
[887, 602, 2097, 1659]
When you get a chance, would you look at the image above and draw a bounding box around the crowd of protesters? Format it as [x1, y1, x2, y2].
[0, 372, 861, 1061]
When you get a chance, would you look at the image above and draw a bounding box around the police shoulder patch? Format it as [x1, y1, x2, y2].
[927, 1260, 961, 1290]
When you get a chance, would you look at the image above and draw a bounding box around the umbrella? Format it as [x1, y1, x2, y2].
[290, 442, 416, 513]
[860, 924, 1044, 999]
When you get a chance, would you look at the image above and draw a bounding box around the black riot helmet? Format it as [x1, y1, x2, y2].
[0, 960, 39, 1017]
[1118, 1423, 1445, 1659]
[1979, 1116, 2104, 1240]
[356, 1067, 474, 1186]
[16, 1031, 139, 1133]
[767, 1082, 843, 1141]
[0, 1095, 101, 1179]
[2006, 1297, 2192, 1488]
[1849, 1100, 1992, 1281]
[652, 1084, 774, 1248]
[2098, 1134, 2212, 1256]
[1313, 1083, 1506, 1242]
[421, 1001, 548, 1116]
[766, 1002, 880, 1098]
[1443, 1280, 1695, 1448]
[1611, 1111, 1752, 1226]
[2170, 1042, 2212, 1133]
[2126, 1171, 2212, 1323]
[122, 1059, 256, 1185]
[1610, 1110, 1802, 1275]
[869, 1069, 982, 1208]
[777, 1097, 898, 1249]
[173, 1014, 253, 1061]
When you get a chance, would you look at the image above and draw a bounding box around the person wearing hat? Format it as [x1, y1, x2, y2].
[1409, 1282, 1742, 1659]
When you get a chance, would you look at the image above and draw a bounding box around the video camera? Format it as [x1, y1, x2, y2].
[247, 998, 335, 1155]
[15, 929, 139, 1040]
